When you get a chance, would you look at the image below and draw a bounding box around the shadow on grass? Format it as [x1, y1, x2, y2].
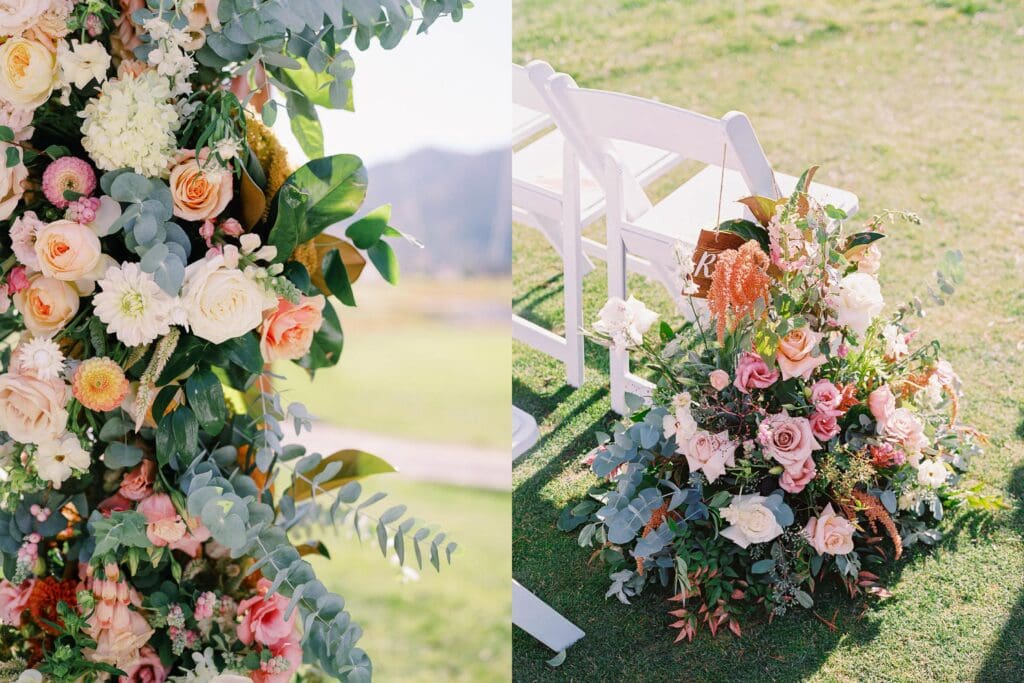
[973, 463, 1024, 682]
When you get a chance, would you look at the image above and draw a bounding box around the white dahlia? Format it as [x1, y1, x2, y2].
[94, 263, 180, 346]
[79, 71, 180, 177]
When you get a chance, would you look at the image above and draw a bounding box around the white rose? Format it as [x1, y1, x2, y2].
[35, 434, 90, 488]
[0, 142, 27, 220]
[719, 494, 783, 548]
[181, 254, 275, 344]
[15, 670, 43, 683]
[0, 372, 69, 445]
[0, 37, 57, 108]
[593, 295, 658, 349]
[833, 272, 884, 336]
[917, 459, 949, 488]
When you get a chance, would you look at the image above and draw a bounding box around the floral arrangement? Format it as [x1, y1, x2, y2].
[561, 168, 1001, 641]
[0, 0, 468, 681]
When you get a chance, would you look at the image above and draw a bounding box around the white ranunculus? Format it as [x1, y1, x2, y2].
[181, 254, 275, 344]
[719, 494, 783, 548]
[833, 272, 884, 337]
[917, 459, 949, 488]
[593, 295, 658, 349]
[34, 434, 90, 488]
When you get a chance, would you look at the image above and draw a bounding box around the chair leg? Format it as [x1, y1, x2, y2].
[562, 166, 585, 389]
[606, 215, 629, 416]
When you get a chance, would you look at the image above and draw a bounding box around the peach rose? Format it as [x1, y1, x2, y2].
[884, 407, 928, 453]
[776, 327, 826, 381]
[137, 493, 211, 557]
[868, 384, 896, 431]
[169, 149, 233, 222]
[733, 351, 779, 393]
[804, 503, 855, 555]
[0, 371, 68, 444]
[779, 455, 816, 493]
[0, 143, 27, 220]
[259, 295, 325, 362]
[237, 578, 298, 648]
[13, 274, 80, 337]
[758, 410, 820, 473]
[684, 429, 737, 484]
[34, 219, 103, 281]
[119, 459, 155, 501]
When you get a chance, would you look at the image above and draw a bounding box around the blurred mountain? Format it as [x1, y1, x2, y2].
[361, 147, 511, 276]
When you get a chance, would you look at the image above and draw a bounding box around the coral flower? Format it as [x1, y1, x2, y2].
[42, 157, 96, 209]
[72, 357, 130, 412]
[26, 576, 78, 635]
[706, 240, 772, 342]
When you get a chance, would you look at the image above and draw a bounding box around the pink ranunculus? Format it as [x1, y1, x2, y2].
[251, 638, 302, 683]
[868, 384, 896, 431]
[684, 429, 737, 484]
[237, 578, 298, 649]
[804, 503, 855, 555]
[119, 645, 168, 683]
[733, 351, 780, 394]
[810, 379, 843, 416]
[758, 411, 821, 473]
[259, 295, 326, 362]
[7, 264, 29, 293]
[708, 369, 730, 392]
[776, 327, 827, 381]
[119, 460, 156, 501]
[779, 456, 816, 493]
[884, 407, 928, 454]
[137, 493, 211, 557]
[0, 579, 32, 627]
[808, 410, 841, 442]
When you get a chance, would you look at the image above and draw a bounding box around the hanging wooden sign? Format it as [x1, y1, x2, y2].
[688, 229, 747, 298]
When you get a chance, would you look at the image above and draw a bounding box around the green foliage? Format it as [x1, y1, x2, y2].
[37, 603, 125, 682]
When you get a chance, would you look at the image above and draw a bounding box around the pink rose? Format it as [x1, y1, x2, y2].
[119, 646, 168, 683]
[684, 429, 737, 484]
[137, 493, 211, 557]
[259, 295, 326, 362]
[251, 638, 302, 683]
[237, 578, 298, 649]
[779, 456, 816, 493]
[708, 369, 730, 392]
[119, 460, 156, 502]
[7, 264, 28, 293]
[758, 411, 821, 473]
[776, 328, 827, 381]
[868, 385, 896, 430]
[808, 410, 841, 442]
[810, 379, 843, 416]
[0, 579, 32, 627]
[884, 408, 928, 453]
[733, 351, 780, 393]
[804, 503, 855, 555]
[934, 359, 957, 387]
[98, 493, 133, 516]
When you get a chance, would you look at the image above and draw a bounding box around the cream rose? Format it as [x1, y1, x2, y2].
[804, 503, 855, 555]
[169, 149, 233, 222]
[885, 407, 928, 453]
[0, 0, 46, 36]
[833, 272, 884, 337]
[181, 254, 275, 344]
[684, 429, 736, 484]
[13, 274, 80, 338]
[0, 371, 68, 445]
[0, 143, 27, 220]
[720, 494, 783, 548]
[34, 219, 103, 282]
[0, 37, 57, 108]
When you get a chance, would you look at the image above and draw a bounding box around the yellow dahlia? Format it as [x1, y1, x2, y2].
[72, 357, 129, 412]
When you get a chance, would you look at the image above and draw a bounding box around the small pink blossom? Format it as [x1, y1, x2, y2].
[199, 220, 215, 247]
[7, 265, 29, 293]
[733, 351, 780, 394]
[220, 217, 244, 237]
[66, 196, 101, 224]
[708, 369, 730, 392]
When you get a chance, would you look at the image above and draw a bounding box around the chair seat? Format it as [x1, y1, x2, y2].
[513, 129, 679, 223]
[513, 103, 553, 146]
[628, 165, 860, 247]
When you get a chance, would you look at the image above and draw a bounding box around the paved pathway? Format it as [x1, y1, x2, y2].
[292, 423, 510, 491]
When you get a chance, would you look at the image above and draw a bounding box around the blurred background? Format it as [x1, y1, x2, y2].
[272, 2, 512, 681]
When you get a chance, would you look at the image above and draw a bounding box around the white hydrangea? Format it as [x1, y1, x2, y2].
[79, 71, 181, 177]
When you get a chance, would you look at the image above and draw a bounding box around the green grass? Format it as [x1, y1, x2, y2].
[513, 1, 1024, 681]
[305, 478, 511, 682]
[277, 278, 510, 450]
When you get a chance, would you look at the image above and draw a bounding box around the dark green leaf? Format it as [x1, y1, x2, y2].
[367, 240, 399, 284]
[185, 369, 227, 435]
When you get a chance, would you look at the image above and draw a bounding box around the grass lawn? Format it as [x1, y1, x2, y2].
[304, 478, 511, 682]
[513, 1, 1024, 681]
[276, 277, 510, 451]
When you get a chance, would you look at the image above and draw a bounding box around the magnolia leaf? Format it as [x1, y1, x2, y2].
[296, 539, 331, 559]
[737, 195, 780, 227]
[298, 234, 366, 296]
[287, 449, 396, 502]
[239, 165, 267, 229]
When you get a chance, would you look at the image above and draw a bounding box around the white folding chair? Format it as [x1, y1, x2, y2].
[542, 74, 859, 414]
[512, 61, 682, 388]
